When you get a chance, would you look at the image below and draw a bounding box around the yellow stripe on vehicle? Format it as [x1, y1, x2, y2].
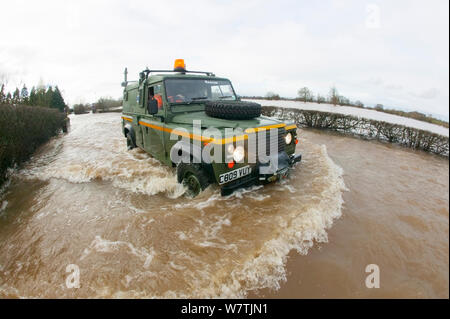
[244, 123, 286, 133]
[285, 124, 297, 131]
[122, 116, 132, 122]
[136, 121, 290, 145]
[138, 121, 213, 143]
[213, 134, 249, 145]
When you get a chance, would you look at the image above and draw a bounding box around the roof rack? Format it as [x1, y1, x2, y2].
[142, 68, 215, 78]
[121, 64, 217, 87]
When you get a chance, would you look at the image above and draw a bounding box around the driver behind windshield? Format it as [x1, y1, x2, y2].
[167, 83, 188, 103]
[168, 82, 207, 103]
[166, 79, 234, 103]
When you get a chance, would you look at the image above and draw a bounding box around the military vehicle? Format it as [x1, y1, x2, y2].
[121, 59, 302, 196]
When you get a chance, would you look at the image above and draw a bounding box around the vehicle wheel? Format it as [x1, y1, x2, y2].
[126, 132, 136, 150]
[205, 101, 261, 120]
[177, 163, 209, 197]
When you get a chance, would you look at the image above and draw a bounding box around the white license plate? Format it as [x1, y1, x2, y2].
[219, 166, 252, 185]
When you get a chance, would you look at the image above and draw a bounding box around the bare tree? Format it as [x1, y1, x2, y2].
[329, 86, 339, 106]
[297, 87, 312, 103]
[316, 94, 326, 104]
[265, 92, 280, 100]
[355, 100, 364, 108]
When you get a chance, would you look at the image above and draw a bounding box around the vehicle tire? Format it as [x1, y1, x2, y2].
[177, 163, 210, 197]
[126, 132, 136, 150]
[205, 101, 261, 120]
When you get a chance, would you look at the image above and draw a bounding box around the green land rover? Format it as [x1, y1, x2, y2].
[121, 59, 302, 196]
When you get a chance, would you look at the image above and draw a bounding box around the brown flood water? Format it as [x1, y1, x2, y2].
[0, 113, 448, 298]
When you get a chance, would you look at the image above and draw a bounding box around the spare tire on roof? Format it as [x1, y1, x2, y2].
[205, 101, 261, 120]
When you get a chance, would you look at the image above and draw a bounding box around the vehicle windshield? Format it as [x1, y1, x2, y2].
[165, 78, 236, 104]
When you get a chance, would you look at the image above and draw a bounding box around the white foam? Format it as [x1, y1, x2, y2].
[0, 167, 15, 200]
[97, 143, 346, 299]
[160, 143, 346, 299]
[0, 200, 7, 212]
[169, 261, 186, 271]
[81, 235, 155, 269]
[19, 113, 187, 198]
[176, 231, 188, 240]
[220, 145, 346, 297]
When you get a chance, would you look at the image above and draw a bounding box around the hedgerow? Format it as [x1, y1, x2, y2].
[0, 104, 66, 185]
[262, 106, 449, 157]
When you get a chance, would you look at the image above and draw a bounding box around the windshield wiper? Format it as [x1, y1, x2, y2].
[219, 95, 233, 99]
[191, 96, 208, 101]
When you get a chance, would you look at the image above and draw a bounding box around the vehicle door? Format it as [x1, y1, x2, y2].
[141, 83, 166, 160]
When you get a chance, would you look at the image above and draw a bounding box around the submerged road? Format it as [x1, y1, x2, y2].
[0, 113, 448, 298]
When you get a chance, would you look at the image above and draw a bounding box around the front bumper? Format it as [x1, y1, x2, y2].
[220, 152, 302, 196]
[289, 153, 302, 165]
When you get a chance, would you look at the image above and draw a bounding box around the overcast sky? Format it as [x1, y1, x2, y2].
[0, 0, 448, 118]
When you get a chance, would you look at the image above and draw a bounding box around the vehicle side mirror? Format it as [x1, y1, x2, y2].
[148, 98, 158, 115]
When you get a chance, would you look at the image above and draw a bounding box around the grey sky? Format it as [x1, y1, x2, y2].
[0, 0, 448, 118]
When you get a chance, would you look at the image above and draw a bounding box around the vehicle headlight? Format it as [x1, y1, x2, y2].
[285, 132, 293, 145]
[233, 146, 245, 162]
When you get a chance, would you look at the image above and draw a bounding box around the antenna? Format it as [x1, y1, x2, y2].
[121, 67, 128, 87]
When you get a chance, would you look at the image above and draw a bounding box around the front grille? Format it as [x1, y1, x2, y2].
[247, 127, 285, 163]
[264, 127, 285, 154]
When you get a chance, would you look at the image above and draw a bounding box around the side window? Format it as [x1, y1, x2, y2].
[149, 84, 163, 111]
[154, 84, 162, 95]
[139, 85, 145, 107]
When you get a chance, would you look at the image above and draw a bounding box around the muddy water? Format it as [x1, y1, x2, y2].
[0, 113, 448, 298]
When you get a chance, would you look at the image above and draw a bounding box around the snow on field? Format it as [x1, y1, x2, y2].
[245, 99, 449, 137]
